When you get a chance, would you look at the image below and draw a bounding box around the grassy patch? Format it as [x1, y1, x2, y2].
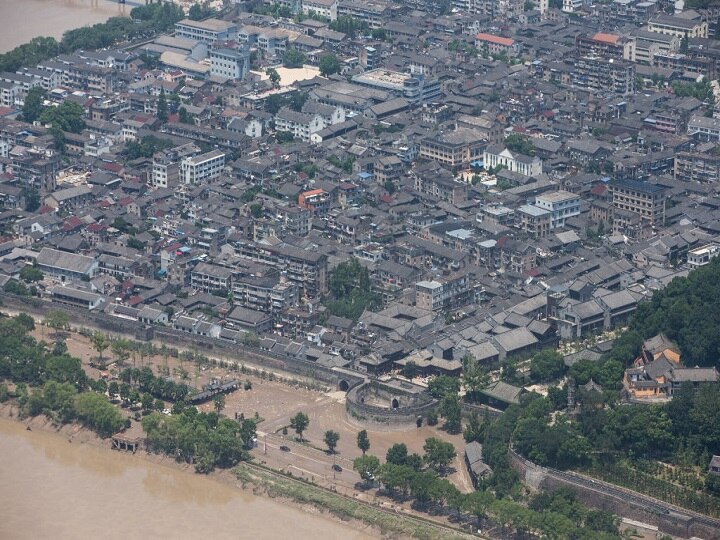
[234, 463, 468, 540]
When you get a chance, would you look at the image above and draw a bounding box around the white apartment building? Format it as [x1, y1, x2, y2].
[174, 18, 238, 43]
[534, 190, 581, 229]
[152, 143, 200, 188]
[210, 48, 250, 80]
[687, 243, 720, 268]
[180, 149, 226, 185]
[302, 0, 338, 20]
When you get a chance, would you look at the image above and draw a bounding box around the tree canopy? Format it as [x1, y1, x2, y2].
[319, 54, 341, 77]
[623, 257, 720, 368]
[325, 258, 381, 320]
[39, 101, 86, 133]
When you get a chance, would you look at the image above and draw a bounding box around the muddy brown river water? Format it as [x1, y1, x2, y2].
[0, 0, 126, 53]
[0, 418, 375, 539]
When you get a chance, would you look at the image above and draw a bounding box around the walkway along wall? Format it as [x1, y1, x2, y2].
[0, 293, 363, 390]
[508, 447, 720, 539]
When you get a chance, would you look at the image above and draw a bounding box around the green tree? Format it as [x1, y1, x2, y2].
[4, 279, 29, 296]
[440, 394, 462, 434]
[22, 186, 40, 212]
[19, 266, 43, 283]
[462, 490, 495, 526]
[74, 391, 123, 437]
[157, 87, 168, 122]
[386, 442, 408, 465]
[39, 100, 86, 133]
[178, 106, 193, 125]
[325, 257, 381, 320]
[323, 429, 340, 453]
[22, 86, 46, 123]
[356, 429, 370, 455]
[530, 349, 567, 383]
[290, 411, 309, 441]
[213, 393, 226, 415]
[266, 67, 281, 87]
[462, 354, 488, 401]
[188, 3, 205, 20]
[265, 93, 284, 114]
[90, 332, 109, 364]
[250, 202, 263, 218]
[428, 375, 460, 399]
[141, 392, 154, 411]
[423, 437, 456, 473]
[504, 133, 535, 156]
[401, 361, 418, 379]
[111, 339, 130, 366]
[283, 49, 307, 68]
[353, 454, 380, 482]
[378, 463, 415, 495]
[319, 53, 341, 77]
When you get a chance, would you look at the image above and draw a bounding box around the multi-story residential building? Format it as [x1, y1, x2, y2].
[232, 272, 298, 315]
[231, 239, 328, 298]
[687, 243, 720, 267]
[298, 189, 330, 215]
[302, 0, 338, 19]
[517, 205, 552, 238]
[480, 204, 515, 227]
[631, 29, 678, 64]
[352, 69, 442, 105]
[483, 145, 543, 176]
[651, 52, 715, 79]
[419, 128, 486, 169]
[0, 81, 20, 108]
[175, 18, 238, 43]
[474, 33, 519, 56]
[65, 63, 116, 93]
[576, 32, 636, 62]
[359, 45, 381, 69]
[180, 150, 225, 185]
[415, 272, 472, 312]
[647, 14, 708, 39]
[337, 0, 390, 28]
[688, 115, 720, 141]
[571, 55, 636, 95]
[500, 239, 537, 275]
[275, 101, 345, 142]
[190, 262, 233, 293]
[274, 108, 325, 141]
[609, 179, 666, 226]
[414, 171, 468, 205]
[674, 150, 720, 182]
[152, 143, 201, 188]
[534, 190, 581, 229]
[210, 48, 250, 80]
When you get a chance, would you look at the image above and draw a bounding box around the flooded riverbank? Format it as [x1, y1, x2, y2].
[0, 417, 375, 539]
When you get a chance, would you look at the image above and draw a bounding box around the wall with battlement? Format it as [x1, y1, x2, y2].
[346, 380, 438, 427]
